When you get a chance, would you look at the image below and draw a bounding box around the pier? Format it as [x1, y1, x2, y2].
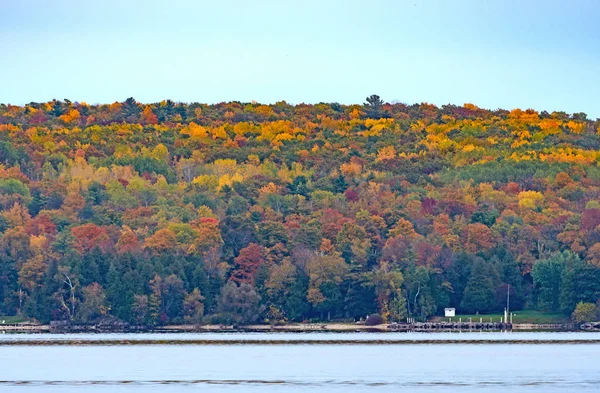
[0, 323, 49, 333]
[388, 321, 512, 332]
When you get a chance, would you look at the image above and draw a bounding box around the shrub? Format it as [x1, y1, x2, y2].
[571, 302, 598, 324]
[365, 313, 384, 326]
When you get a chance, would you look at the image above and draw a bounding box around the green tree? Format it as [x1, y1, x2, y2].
[131, 294, 149, 324]
[343, 271, 378, 320]
[162, 274, 186, 320]
[446, 253, 473, 308]
[560, 254, 600, 314]
[532, 252, 569, 311]
[460, 260, 497, 314]
[404, 265, 437, 320]
[121, 97, 141, 122]
[364, 94, 384, 118]
[216, 281, 264, 324]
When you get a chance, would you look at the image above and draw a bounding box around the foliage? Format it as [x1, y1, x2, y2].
[460, 260, 497, 314]
[0, 98, 599, 323]
[216, 282, 264, 324]
[571, 302, 599, 324]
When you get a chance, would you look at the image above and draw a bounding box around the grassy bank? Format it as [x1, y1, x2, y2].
[0, 315, 29, 324]
[438, 310, 569, 324]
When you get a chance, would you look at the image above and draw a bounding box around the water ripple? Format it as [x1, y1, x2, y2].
[1, 379, 599, 387]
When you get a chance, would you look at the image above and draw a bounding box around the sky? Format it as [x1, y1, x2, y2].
[1, 0, 599, 117]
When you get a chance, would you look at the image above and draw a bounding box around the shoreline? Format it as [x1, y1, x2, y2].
[0, 322, 579, 334]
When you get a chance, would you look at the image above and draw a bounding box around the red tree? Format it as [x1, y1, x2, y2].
[71, 224, 111, 254]
[231, 243, 265, 284]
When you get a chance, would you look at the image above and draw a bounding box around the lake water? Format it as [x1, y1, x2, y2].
[1, 332, 599, 392]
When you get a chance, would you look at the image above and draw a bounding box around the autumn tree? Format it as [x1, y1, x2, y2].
[71, 224, 111, 254]
[0, 96, 597, 324]
[370, 261, 406, 321]
[230, 243, 265, 284]
[144, 228, 178, 254]
[265, 259, 308, 321]
[571, 302, 598, 324]
[306, 253, 348, 319]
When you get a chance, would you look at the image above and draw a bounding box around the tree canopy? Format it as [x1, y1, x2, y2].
[0, 98, 599, 323]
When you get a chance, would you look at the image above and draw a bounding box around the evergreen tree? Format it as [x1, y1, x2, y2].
[532, 251, 570, 311]
[460, 260, 497, 314]
[560, 254, 600, 313]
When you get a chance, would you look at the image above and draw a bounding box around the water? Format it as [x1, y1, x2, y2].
[1, 332, 599, 392]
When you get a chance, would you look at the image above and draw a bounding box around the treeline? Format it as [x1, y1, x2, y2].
[0, 96, 600, 324]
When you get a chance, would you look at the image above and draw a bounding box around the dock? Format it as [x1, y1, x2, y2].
[388, 322, 512, 332]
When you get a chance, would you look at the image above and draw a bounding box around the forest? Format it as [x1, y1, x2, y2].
[0, 96, 600, 325]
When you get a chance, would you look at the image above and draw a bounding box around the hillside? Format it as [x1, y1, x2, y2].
[0, 96, 599, 324]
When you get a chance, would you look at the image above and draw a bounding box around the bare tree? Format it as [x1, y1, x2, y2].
[56, 268, 77, 320]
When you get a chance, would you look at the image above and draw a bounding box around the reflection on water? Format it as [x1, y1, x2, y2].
[2, 331, 600, 342]
[0, 333, 598, 392]
[2, 331, 600, 346]
[2, 378, 600, 387]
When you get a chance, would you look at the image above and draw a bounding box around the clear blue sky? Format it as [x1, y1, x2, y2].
[1, 0, 599, 117]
